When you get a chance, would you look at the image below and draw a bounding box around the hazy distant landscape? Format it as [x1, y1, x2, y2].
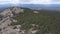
[0, 4, 60, 12]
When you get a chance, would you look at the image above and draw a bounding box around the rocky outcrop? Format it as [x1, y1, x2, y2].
[0, 7, 24, 34]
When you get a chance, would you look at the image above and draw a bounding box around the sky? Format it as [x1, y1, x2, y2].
[0, 0, 60, 4]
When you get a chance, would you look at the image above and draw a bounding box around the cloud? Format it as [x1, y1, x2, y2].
[20, 0, 31, 2]
[51, 0, 60, 4]
[20, 0, 51, 4]
[0, 0, 60, 4]
[0, 0, 20, 4]
[20, 0, 60, 4]
[53, 0, 60, 1]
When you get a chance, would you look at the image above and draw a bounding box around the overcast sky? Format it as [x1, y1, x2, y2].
[0, 0, 60, 4]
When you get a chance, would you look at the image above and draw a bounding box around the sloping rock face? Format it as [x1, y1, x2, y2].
[0, 7, 24, 16]
[0, 7, 24, 34]
[11, 7, 24, 14]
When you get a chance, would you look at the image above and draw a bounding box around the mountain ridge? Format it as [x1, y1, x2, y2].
[0, 4, 60, 12]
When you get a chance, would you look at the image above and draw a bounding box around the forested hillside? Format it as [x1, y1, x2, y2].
[11, 8, 60, 34]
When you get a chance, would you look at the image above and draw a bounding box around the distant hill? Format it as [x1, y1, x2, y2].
[0, 6, 60, 15]
[0, 4, 60, 12]
[19, 4, 60, 9]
